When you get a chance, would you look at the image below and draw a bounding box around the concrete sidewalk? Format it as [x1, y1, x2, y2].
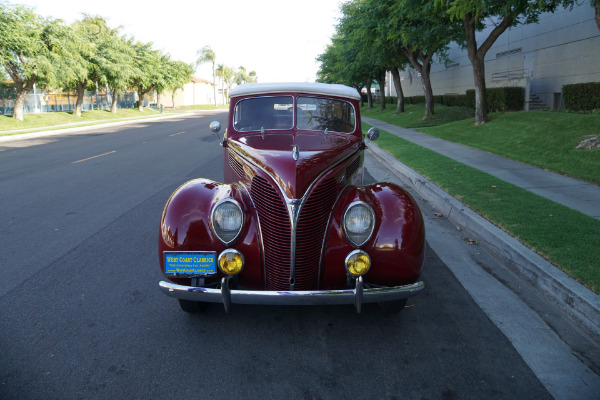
[362, 116, 600, 346]
[363, 117, 600, 220]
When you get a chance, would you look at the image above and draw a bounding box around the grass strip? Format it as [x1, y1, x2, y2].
[0, 105, 226, 136]
[364, 122, 600, 293]
[362, 105, 600, 185]
[362, 103, 474, 128]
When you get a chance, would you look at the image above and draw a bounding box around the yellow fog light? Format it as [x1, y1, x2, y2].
[218, 249, 244, 276]
[345, 250, 371, 277]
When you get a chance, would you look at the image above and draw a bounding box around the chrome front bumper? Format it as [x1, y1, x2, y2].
[159, 277, 425, 313]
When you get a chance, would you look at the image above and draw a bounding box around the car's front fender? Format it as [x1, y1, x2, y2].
[321, 182, 425, 289]
[158, 178, 262, 288]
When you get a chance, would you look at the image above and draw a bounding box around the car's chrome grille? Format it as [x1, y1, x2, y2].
[345, 155, 360, 179]
[228, 151, 245, 179]
[251, 175, 338, 291]
[295, 177, 337, 290]
[251, 176, 291, 290]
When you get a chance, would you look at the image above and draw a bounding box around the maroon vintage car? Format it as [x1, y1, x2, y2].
[158, 82, 425, 313]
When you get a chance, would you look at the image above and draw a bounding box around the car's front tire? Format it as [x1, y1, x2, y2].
[178, 299, 209, 313]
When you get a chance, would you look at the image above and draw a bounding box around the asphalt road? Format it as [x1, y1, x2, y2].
[0, 112, 553, 399]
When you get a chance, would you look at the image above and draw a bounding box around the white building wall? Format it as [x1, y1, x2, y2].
[394, 3, 600, 109]
[182, 82, 215, 106]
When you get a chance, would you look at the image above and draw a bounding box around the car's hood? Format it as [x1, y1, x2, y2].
[230, 132, 361, 199]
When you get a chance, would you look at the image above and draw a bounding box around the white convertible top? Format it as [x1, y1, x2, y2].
[229, 82, 361, 100]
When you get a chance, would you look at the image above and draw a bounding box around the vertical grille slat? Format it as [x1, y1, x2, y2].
[295, 177, 338, 290]
[251, 176, 291, 290]
[251, 174, 338, 291]
[228, 152, 245, 179]
[345, 156, 360, 180]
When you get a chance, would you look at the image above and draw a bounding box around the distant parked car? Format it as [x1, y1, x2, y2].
[158, 82, 425, 313]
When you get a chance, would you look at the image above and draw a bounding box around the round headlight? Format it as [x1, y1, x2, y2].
[343, 201, 375, 247]
[211, 199, 243, 245]
[218, 249, 244, 275]
[345, 250, 371, 277]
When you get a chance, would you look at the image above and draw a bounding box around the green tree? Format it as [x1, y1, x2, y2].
[318, 0, 385, 110]
[0, 4, 70, 121]
[216, 64, 235, 103]
[317, 35, 372, 107]
[68, 16, 103, 117]
[235, 66, 257, 85]
[385, 0, 461, 118]
[76, 16, 135, 114]
[339, 0, 388, 111]
[158, 59, 193, 108]
[103, 35, 136, 113]
[196, 45, 216, 106]
[130, 41, 162, 111]
[438, 0, 577, 124]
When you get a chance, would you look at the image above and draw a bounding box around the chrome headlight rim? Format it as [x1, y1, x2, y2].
[342, 200, 375, 248]
[210, 198, 244, 246]
[218, 248, 245, 276]
[345, 249, 371, 277]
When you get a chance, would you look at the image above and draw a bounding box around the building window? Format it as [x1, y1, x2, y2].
[496, 48, 523, 58]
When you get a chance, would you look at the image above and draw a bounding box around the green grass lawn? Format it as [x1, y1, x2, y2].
[0, 108, 173, 135]
[363, 119, 600, 294]
[363, 104, 600, 185]
[0, 104, 229, 136]
[362, 103, 474, 128]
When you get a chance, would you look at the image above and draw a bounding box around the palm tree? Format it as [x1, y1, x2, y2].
[195, 46, 216, 106]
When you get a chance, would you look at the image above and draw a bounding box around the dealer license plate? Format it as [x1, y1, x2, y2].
[164, 251, 217, 277]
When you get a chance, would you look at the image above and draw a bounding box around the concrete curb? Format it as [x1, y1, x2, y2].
[367, 142, 600, 344]
[0, 111, 197, 143]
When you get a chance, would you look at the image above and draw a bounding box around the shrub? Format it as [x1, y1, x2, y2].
[466, 87, 523, 111]
[563, 82, 600, 111]
[443, 94, 470, 108]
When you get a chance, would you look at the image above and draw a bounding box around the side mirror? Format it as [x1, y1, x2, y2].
[209, 121, 221, 133]
[367, 127, 379, 141]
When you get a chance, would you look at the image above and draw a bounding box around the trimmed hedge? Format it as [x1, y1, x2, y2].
[466, 87, 523, 111]
[381, 87, 523, 111]
[563, 82, 600, 111]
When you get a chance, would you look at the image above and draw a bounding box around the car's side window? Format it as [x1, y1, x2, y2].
[296, 97, 355, 133]
[233, 96, 293, 131]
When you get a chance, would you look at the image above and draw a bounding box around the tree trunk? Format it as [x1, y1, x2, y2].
[12, 91, 27, 121]
[378, 70, 386, 112]
[111, 89, 118, 113]
[463, 12, 513, 125]
[138, 85, 145, 111]
[595, 1, 600, 31]
[390, 67, 405, 114]
[404, 48, 435, 118]
[212, 62, 217, 106]
[421, 68, 434, 119]
[471, 55, 488, 125]
[366, 82, 373, 110]
[355, 86, 364, 107]
[74, 82, 86, 117]
[6, 61, 35, 121]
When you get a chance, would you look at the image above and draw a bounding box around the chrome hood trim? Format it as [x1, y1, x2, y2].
[229, 145, 360, 291]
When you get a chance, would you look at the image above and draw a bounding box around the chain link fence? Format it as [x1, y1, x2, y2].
[0, 89, 136, 115]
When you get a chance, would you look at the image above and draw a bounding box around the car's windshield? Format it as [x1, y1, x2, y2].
[296, 97, 355, 133]
[233, 95, 355, 133]
[233, 96, 293, 131]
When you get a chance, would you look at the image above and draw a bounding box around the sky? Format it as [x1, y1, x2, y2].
[14, 0, 344, 83]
